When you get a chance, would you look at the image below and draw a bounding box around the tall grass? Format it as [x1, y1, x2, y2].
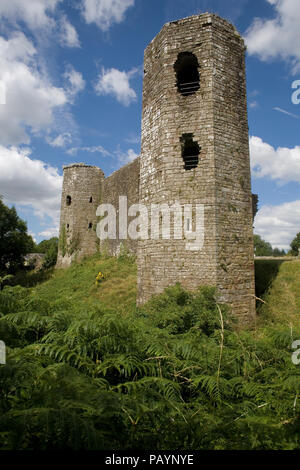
[34, 253, 137, 313]
[257, 260, 300, 328]
[0, 254, 299, 450]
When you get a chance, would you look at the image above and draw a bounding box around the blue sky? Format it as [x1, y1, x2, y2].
[0, 0, 299, 250]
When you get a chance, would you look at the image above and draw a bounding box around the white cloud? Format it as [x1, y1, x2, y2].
[116, 148, 139, 164]
[249, 89, 260, 98]
[60, 16, 81, 48]
[254, 200, 300, 250]
[95, 67, 137, 106]
[47, 133, 72, 148]
[29, 231, 38, 244]
[245, 0, 300, 73]
[125, 134, 140, 144]
[81, 0, 134, 31]
[0, 0, 61, 30]
[0, 0, 80, 49]
[38, 227, 59, 238]
[64, 65, 86, 97]
[0, 32, 67, 145]
[66, 145, 110, 156]
[249, 100, 259, 109]
[0, 145, 62, 228]
[250, 136, 300, 184]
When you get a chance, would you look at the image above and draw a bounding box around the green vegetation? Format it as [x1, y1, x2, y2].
[0, 197, 35, 273]
[0, 254, 299, 450]
[290, 232, 300, 257]
[0, 275, 14, 291]
[69, 233, 81, 256]
[35, 237, 58, 255]
[254, 259, 285, 300]
[257, 259, 300, 328]
[254, 234, 285, 257]
[33, 237, 59, 269]
[58, 225, 67, 258]
[0, 199, 58, 277]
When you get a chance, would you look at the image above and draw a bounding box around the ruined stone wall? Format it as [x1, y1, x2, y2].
[56, 13, 256, 324]
[137, 13, 255, 323]
[100, 157, 140, 255]
[211, 17, 256, 322]
[56, 164, 104, 268]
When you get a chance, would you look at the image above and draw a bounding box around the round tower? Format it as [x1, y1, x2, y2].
[56, 163, 104, 268]
[137, 13, 255, 324]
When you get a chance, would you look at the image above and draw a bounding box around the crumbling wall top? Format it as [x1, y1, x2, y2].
[63, 163, 104, 174]
[146, 12, 244, 52]
[104, 156, 140, 181]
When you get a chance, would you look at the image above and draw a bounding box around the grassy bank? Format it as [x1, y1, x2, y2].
[34, 253, 137, 313]
[0, 254, 299, 450]
[255, 259, 300, 328]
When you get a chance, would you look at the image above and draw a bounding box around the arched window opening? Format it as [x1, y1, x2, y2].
[174, 52, 200, 96]
[66, 195, 72, 206]
[89, 196, 93, 203]
[88, 222, 93, 229]
[180, 134, 200, 171]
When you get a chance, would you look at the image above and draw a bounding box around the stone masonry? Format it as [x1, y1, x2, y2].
[137, 13, 255, 323]
[57, 13, 256, 323]
[56, 163, 104, 268]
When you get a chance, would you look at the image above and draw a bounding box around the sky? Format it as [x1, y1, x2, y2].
[0, 0, 299, 250]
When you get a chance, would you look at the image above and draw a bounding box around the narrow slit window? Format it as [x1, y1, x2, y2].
[89, 197, 93, 203]
[66, 195, 72, 206]
[180, 134, 200, 171]
[88, 223, 93, 229]
[174, 52, 200, 96]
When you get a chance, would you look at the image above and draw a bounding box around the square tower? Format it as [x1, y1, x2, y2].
[137, 14, 255, 323]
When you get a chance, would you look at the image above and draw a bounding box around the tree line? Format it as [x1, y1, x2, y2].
[254, 234, 300, 257]
[0, 197, 58, 276]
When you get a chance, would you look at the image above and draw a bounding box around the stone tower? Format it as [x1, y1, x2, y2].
[137, 13, 255, 323]
[56, 163, 104, 268]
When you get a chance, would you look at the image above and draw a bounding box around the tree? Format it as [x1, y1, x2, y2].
[273, 247, 286, 257]
[35, 237, 58, 269]
[0, 197, 35, 273]
[253, 234, 273, 256]
[41, 238, 59, 269]
[0, 274, 14, 290]
[36, 237, 58, 255]
[290, 232, 300, 256]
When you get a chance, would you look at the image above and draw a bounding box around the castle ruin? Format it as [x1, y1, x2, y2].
[57, 13, 256, 323]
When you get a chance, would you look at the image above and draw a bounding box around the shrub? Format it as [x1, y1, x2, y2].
[0, 279, 299, 450]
